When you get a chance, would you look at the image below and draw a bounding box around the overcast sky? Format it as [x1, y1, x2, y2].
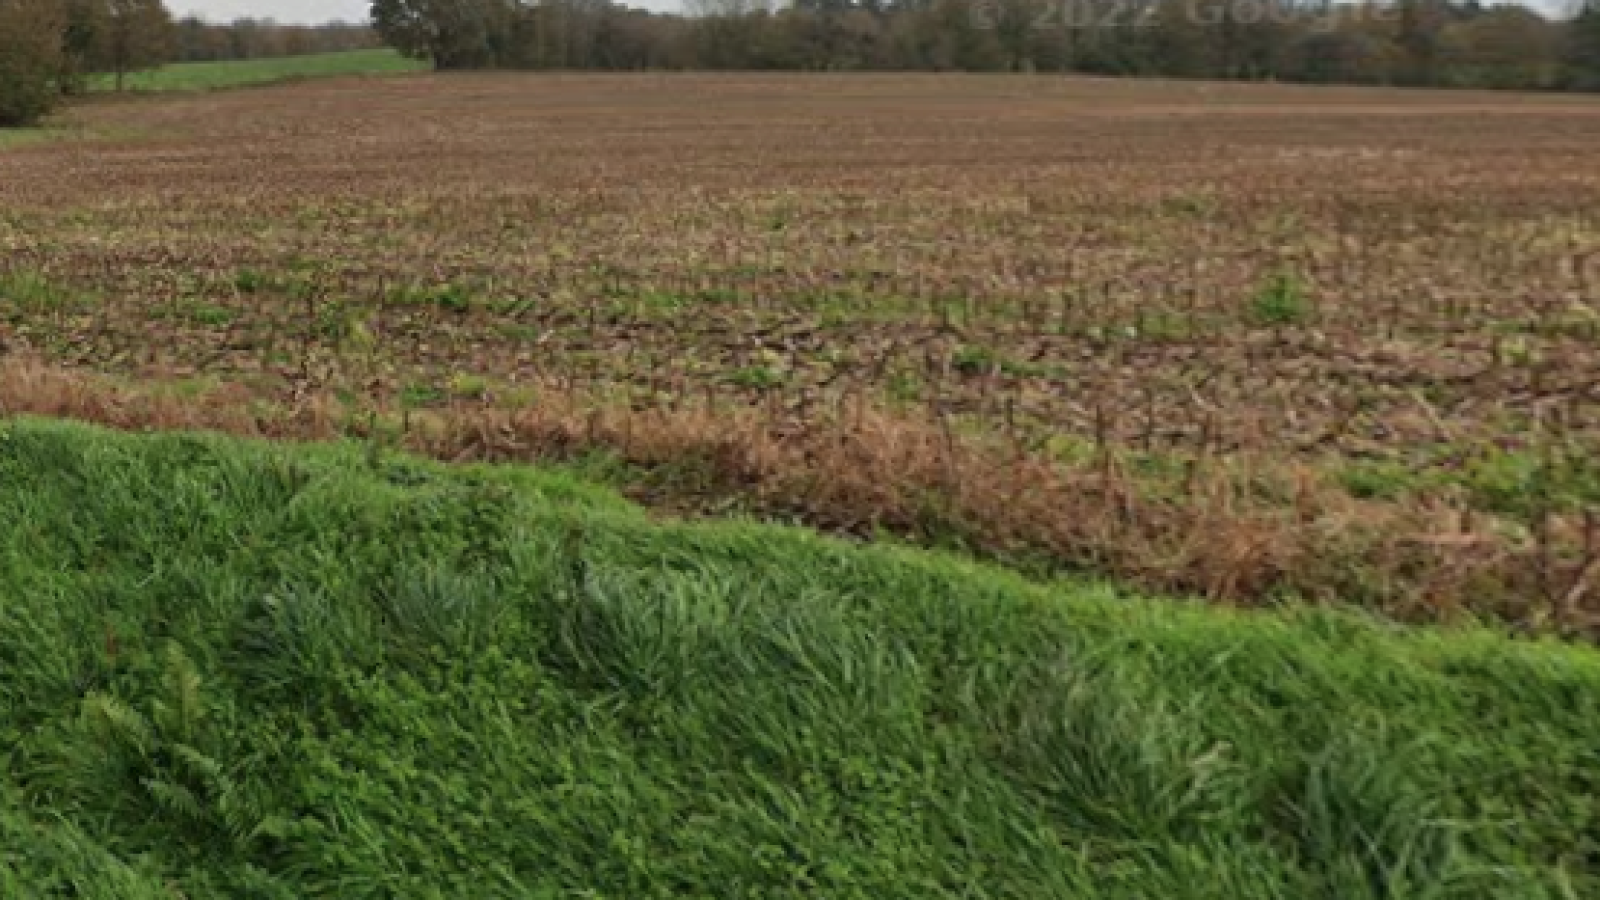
[178, 1, 366, 23]
[177, 0, 1569, 25]
[176, 0, 678, 23]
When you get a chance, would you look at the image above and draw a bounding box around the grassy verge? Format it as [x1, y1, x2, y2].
[1, 414, 1597, 896]
[92, 49, 425, 93]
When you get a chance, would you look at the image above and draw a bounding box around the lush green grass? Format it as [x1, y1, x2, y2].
[1, 417, 1598, 897]
[93, 49, 425, 93]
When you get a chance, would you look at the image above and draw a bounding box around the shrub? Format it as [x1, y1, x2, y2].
[0, 0, 65, 128]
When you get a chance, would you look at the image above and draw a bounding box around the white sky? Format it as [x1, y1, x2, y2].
[177, 0, 1570, 25]
[176, 0, 679, 23]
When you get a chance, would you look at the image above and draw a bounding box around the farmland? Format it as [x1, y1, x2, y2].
[5, 65, 1600, 895]
[3, 73, 1600, 628]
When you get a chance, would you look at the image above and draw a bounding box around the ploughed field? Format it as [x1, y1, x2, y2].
[4, 73, 1600, 628]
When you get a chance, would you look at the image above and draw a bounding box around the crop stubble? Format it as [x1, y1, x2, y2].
[3, 73, 1600, 627]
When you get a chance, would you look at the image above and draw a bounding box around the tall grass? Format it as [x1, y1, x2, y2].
[1, 416, 1597, 895]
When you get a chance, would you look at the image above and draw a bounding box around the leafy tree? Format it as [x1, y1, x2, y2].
[354, 0, 1599, 92]
[1439, 7, 1560, 89]
[60, 0, 111, 96]
[1569, 0, 1600, 89]
[99, 0, 177, 92]
[0, 0, 65, 127]
[1395, 0, 1449, 85]
[372, 0, 520, 69]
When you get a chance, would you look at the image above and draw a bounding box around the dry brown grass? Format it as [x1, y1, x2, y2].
[3, 354, 1595, 635]
[3, 72, 1599, 631]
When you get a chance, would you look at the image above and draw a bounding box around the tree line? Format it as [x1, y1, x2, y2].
[373, 0, 1600, 90]
[4, 0, 1598, 129]
[0, 1, 384, 127]
[170, 18, 380, 63]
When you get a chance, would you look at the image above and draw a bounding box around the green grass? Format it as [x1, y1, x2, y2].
[93, 49, 425, 94]
[0, 129, 55, 149]
[2, 416, 1598, 896]
[1338, 445, 1600, 522]
[0, 269, 96, 316]
[1246, 268, 1314, 327]
[0, 124, 146, 151]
